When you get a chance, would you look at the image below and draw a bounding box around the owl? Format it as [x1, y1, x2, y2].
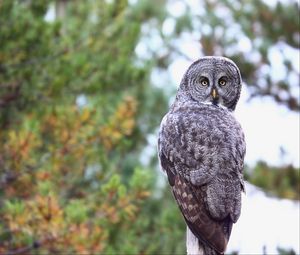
[158, 56, 246, 255]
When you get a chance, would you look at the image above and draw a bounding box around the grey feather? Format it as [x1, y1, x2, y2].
[158, 56, 246, 254]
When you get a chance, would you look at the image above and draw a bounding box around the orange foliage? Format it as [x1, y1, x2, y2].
[3, 128, 41, 170]
[0, 96, 151, 253]
[100, 96, 137, 151]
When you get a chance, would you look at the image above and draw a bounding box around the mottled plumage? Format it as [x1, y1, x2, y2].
[158, 57, 246, 254]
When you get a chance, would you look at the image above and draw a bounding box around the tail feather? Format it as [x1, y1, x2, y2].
[171, 174, 233, 254]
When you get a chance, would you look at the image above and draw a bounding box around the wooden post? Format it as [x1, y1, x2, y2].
[186, 226, 204, 255]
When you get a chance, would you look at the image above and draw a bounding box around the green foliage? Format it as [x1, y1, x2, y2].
[277, 247, 297, 255]
[129, 167, 153, 190]
[0, 0, 171, 253]
[65, 200, 89, 224]
[3, 200, 25, 217]
[245, 161, 300, 200]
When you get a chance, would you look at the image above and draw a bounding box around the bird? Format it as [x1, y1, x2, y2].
[158, 56, 246, 255]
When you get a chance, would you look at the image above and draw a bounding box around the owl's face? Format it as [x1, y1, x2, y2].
[182, 57, 242, 111]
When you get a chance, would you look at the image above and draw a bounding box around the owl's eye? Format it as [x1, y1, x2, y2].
[199, 78, 209, 86]
[218, 78, 227, 86]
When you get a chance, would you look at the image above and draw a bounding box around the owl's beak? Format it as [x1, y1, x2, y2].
[212, 89, 217, 99]
[211, 88, 219, 105]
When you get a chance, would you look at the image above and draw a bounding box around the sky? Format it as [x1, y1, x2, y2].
[228, 182, 300, 254]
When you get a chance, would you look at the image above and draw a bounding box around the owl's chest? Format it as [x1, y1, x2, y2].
[174, 106, 233, 134]
[164, 105, 240, 153]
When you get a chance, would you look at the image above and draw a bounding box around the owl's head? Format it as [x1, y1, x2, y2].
[178, 56, 242, 111]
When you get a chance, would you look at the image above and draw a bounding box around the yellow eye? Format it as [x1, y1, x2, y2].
[219, 79, 226, 86]
[201, 80, 208, 86]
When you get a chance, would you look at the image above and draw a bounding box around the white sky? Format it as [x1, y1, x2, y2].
[228, 182, 300, 254]
[236, 87, 300, 167]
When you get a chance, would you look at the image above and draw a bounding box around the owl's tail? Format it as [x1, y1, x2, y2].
[201, 240, 223, 255]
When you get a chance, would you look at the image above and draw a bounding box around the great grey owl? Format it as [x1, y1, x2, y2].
[158, 56, 245, 255]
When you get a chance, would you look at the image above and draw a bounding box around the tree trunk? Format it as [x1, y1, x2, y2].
[55, 0, 67, 19]
[186, 226, 204, 255]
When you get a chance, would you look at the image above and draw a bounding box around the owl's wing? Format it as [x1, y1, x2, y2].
[158, 112, 219, 186]
[159, 151, 232, 254]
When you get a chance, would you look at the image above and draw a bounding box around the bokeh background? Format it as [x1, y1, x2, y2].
[0, 0, 299, 254]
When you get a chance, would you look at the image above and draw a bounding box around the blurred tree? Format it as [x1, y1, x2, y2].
[0, 0, 299, 254]
[0, 0, 183, 254]
[277, 246, 297, 255]
[244, 161, 300, 200]
[202, 0, 300, 111]
[153, 0, 300, 111]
